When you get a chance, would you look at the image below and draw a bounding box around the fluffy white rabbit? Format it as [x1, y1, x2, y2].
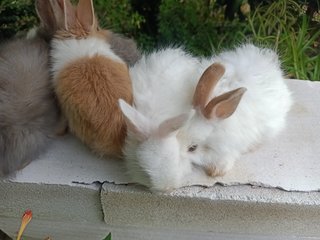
[120, 44, 293, 192]
[183, 44, 293, 177]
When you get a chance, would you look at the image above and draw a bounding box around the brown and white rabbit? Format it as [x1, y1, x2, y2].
[0, 0, 63, 177]
[50, 0, 133, 158]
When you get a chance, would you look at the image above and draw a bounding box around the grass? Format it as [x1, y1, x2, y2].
[244, 0, 320, 80]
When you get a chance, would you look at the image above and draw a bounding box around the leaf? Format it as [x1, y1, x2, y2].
[102, 233, 112, 240]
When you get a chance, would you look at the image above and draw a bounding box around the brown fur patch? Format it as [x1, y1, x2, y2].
[193, 63, 225, 109]
[204, 87, 246, 119]
[56, 55, 133, 158]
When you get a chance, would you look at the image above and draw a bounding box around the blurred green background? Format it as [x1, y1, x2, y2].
[0, 0, 319, 80]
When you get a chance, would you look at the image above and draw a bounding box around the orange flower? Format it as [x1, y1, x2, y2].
[16, 210, 33, 240]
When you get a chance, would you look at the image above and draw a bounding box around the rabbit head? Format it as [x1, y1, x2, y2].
[179, 63, 247, 177]
[119, 99, 195, 192]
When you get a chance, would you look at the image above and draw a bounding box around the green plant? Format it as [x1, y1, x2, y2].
[282, 15, 320, 80]
[1, 0, 319, 80]
[0, 0, 38, 40]
[102, 233, 112, 240]
[94, 0, 157, 50]
[158, 0, 223, 56]
[94, 0, 144, 36]
[246, 0, 320, 80]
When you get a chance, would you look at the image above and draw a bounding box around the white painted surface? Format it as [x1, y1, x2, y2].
[5, 135, 128, 186]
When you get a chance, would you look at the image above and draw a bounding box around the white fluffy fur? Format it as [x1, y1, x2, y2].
[182, 44, 293, 174]
[129, 48, 201, 123]
[50, 37, 124, 84]
[120, 44, 293, 191]
[121, 48, 202, 191]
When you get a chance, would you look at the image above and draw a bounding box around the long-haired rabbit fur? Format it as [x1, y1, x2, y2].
[119, 44, 293, 191]
[0, 38, 59, 177]
[50, 0, 133, 158]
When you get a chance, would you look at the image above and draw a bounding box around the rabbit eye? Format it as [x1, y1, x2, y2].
[188, 144, 198, 152]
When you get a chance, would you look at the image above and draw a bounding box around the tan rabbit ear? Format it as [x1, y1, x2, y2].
[203, 87, 247, 119]
[60, 0, 77, 30]
[119, 99, 151, 142]
[158, 112, 193, 138]
[35, 0, 58, 32]
[193, 63, 225, 110]
[76, 0, 96, 32]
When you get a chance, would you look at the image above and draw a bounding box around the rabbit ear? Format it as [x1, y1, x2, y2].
[119, 99, 151, 141]
[203, 87, 247, 119]
[158, 112, 192, 138]
[35, 0, 57, 32]
[60, 0, 76, 30]
[76, 0, 96, 32]
[193, 63, 225, 109]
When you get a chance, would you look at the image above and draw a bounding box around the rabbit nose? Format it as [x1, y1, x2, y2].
[203, 165, 226, 177]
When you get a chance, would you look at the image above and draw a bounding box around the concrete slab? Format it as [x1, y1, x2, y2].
[0, 181, 108, 240]
[101, 183, 320, 237]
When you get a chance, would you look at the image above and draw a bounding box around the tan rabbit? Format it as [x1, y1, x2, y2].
[50, 0, 133, 158]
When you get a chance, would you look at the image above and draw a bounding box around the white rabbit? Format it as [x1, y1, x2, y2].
[120, 47, 205, 191]
[120, 44, 293, 191]
[183, 44, 293, 177]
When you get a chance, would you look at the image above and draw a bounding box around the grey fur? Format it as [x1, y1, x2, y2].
[0, 38, 59, 177]
[109, 32, 141, 66]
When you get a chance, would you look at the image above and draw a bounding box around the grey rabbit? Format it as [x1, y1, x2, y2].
[0, 0, 64, 177]
[0, 37, 60, 177]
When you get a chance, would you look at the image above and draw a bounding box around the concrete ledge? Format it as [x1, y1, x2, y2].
[101, 183, 320, 238]
[0, 181, 108, 240]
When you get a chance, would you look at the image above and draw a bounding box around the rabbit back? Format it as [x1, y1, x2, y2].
[0, 38, 59, 176]
[129, 47, 201, 125]
[49, 0, 134, 158]
[52, 37, 133, 157]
